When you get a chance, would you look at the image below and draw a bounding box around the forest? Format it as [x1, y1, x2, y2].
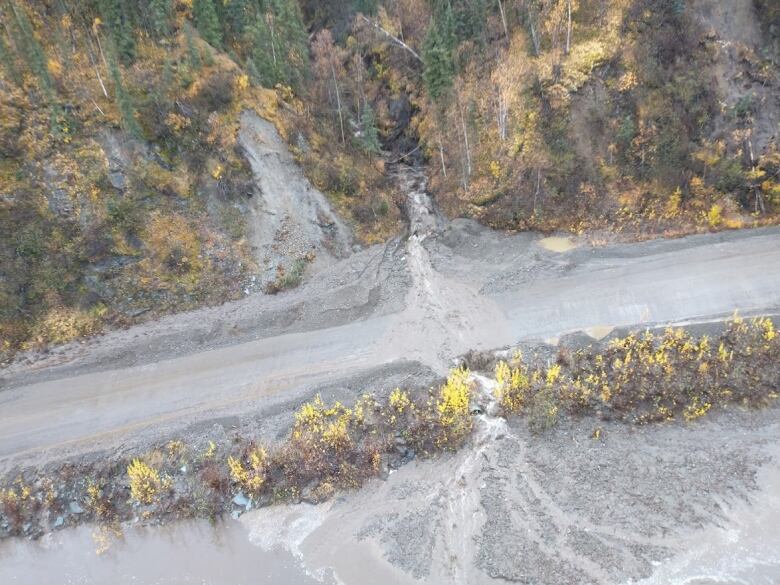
[1, 0, 778, 357]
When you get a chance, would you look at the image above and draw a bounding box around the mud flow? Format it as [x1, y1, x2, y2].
[3, 110, 780, 585]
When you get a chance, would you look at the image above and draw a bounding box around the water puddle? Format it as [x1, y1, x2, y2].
[538, 236, 579, 253]
[584, 325, 615, 340]
[0, 518, 322, 585]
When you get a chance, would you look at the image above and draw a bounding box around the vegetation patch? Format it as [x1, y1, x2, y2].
[495, 315, 780, 431]
[2, 316, 778, 542]
[0, 368, 474, 539]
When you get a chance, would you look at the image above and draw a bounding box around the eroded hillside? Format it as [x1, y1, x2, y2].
[1, 0, 778, 358]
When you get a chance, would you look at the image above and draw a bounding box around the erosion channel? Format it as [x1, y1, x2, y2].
[2, 111, 780, 584]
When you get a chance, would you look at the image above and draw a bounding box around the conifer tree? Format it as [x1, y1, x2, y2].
[148, 0, 171, 40]
[8, 1, 52, 91]
[0, 24, 22, 85]
[221, 0, 251, 37]
[109, 56, 141, 137]
[98, 0, 136, 65]
[358, 102, 381, 155]
[270, 0, 308, 88]
[245, 0, 308, 90]
[185, 23, 202, 71]
[193, 0, 223, 49]
[422, 10, 456, 101]
[246, 18, 277, 86]
[354, 0, 379, 16]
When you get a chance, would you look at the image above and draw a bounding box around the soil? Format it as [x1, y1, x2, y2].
[1, 107, 780, 584]
[257, 404, 780, 585]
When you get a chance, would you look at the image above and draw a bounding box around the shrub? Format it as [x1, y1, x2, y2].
[265, 258, 308, 294]
[435, 368, 473, 447]
[494, 355, 530, 413]
[706, 204, 723, 228]
[127, 459, 161, 505]
[227, 446, 267, 497]
[496, 316, 780, 427]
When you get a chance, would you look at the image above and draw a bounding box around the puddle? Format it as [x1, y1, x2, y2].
[584, 325, 615, 340]
[538, 236, 579, 253]
[0, 519, 323, 585]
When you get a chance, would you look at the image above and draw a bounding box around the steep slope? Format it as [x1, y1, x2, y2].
[238, 111, 353, 289]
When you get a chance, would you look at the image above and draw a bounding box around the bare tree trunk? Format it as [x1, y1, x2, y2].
[359, 15, 422, 62]
[438, 136, 447, 177]
[457, 93, 472, 190]
[533, 167, 542, 214]
[83, 26, 109, 98]
[330, 62, 346, 145]
[497, 0, 509, 41]
[747, 135, 766, 213]
[458, 95, 472, 176]
[496, 86, 508, 141]
[566, 0, 572, 55]
[94, 29, 109, 69]
[268, 17, 277, 67]
[529, 19, 540, 56]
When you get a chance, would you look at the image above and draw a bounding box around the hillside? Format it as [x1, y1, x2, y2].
[0, 0, 778, 358]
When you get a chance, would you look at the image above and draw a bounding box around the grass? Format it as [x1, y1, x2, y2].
[265, 257, 309, 294]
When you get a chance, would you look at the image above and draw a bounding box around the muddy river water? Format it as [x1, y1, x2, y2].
[2, 455, 780, 585]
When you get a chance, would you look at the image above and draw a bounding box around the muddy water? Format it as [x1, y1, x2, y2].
[538, 235, 579, 253]
[634, 458, 780, 585]
[0, 519, 326, 585]
[2, 452, 780, 585]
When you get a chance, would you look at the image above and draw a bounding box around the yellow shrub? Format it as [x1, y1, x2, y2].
[664, 187, 682, 219]
[706, 204, 723, 228]
[228, 447, 268, 496]
[683, 397, 712, 421]
[494, 360, 529, 413]
[26, 305, 106, 347]
[127, 459, 161, 505]
[389, 388, 411, 412]
[437, 368, 472, 427]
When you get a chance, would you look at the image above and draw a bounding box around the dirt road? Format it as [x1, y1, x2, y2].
[2, 111, 780, 584]
[2, 219, 779, 471]
[1, 114, 780, 472]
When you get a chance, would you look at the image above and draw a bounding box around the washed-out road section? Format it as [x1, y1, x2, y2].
[1, 221, 779, 470]
[2, 111, 780, 585]
[1, 112, 780, 472]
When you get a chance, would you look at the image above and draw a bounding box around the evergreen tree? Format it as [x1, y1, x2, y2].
[109, 56, 141, 137]
[193, 0, 223, 49]
[8, 1, 52, 91]
[98, 0, 136, 65]
[271, 0, 309, 88]
[422, 11, 456, 101]
[358, 102, 381, 155]
[246, 18, 278, 86]
[185, 23, 202, 71]
[159, 54, 173, 101]
[428, 0, 485, 45]
[147, 0, 172, 40]
[245, 0, 308, 90]
[221, 0, 252, 37]
[354, 0, 379, 16]
[0, 23, 22, 85]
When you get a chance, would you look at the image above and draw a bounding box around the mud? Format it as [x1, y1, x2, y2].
[1, 107, 780, 584]
[0, 519, 324, 585]
[538, 235, 580, 253]
[235, 398, 780, 585]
